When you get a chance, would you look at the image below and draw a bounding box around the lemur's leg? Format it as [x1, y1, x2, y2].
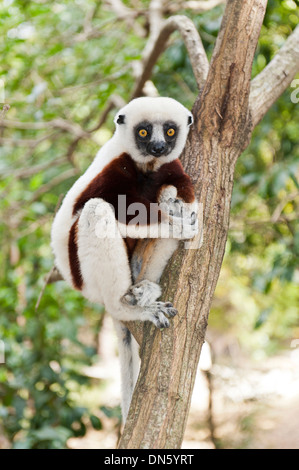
[77, 198, 177, 327]
[130, 238, 179, 284]
[76, 198, 177, 422]
[127, 184, 198, 288]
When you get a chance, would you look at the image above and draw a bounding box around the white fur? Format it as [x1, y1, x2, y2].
[51, 97, 197, 422]
[113, 319, 140, 422]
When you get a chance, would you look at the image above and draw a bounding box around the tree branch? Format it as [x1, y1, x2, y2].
[148, 0, 165, 40]
[168, 0, 226, 13]
[88, 94, 126, 133]
[0, 132, 60, 147]
[105, 0, 146, 36]
[0, 104, 10, 121]
[249, 24, 299, 128]
[1, 117, 96, 141]
[131, 14, 209, 98]
[0, 157, 67, 180]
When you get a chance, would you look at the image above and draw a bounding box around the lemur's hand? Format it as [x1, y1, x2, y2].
[158, 185, 198, 240]
[168, 214, 198, 239]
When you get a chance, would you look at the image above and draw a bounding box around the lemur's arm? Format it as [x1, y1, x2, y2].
[120, 159, 198, 239]
[117, 191, 198, 240]
[128, 163, 198, 282]
[156, 161, 198, 234]
[72, 153, 197, 240]
[158, 159, 198, 216]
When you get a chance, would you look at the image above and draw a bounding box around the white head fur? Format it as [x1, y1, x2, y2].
[113, 97, 193, 170]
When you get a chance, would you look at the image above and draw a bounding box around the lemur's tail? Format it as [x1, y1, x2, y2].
[113, 319, 140, 423]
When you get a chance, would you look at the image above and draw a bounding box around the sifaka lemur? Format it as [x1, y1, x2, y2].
[51, 97, 198, 421]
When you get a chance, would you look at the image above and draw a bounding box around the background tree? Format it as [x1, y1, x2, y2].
[0, 0, 298, 449]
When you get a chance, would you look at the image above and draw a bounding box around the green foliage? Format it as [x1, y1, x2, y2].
[0, 276, 102, 448]
[0, 0, 298, 448]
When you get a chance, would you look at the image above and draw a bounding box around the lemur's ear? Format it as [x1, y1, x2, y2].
[116, 114, 125, 125]
[188, 114, 193, 126]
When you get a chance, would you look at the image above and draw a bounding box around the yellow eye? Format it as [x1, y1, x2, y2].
[139, 129, 148, 138]
[167, 128, 175, 137]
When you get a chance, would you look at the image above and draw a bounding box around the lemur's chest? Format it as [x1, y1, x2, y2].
[135, 170, 164, 202]
[73, 152, 179, 217]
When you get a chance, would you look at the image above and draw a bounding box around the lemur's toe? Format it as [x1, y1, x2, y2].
[166, 306, 178, 318]
[154, 314, 170, 329]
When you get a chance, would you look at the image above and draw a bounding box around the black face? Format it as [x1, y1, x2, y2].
[134, 120, 178, 157]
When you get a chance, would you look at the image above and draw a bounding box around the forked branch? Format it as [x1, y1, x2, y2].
[132, 15, 209, 98]
[249, 24, 299, 128]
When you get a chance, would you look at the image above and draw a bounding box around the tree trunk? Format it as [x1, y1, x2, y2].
[119, 0, 299, 449]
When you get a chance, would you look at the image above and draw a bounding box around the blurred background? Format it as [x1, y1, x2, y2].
[0, 0, 298, 449]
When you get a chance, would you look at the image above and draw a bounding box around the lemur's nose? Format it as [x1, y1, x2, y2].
[148, 141, 167, 156]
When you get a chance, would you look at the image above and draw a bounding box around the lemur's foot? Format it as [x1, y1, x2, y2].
[146, 301, 178, 329]
[122, 280, 161, 307]
[81, 198, 116, 234]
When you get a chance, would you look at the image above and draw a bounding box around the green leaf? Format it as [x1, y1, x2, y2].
[254, 307, 273, 329]
[90, 415, 103, 430]
[31, 425, 72, 443]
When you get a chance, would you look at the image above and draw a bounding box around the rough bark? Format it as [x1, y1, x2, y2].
[119, 0, 270, 449]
